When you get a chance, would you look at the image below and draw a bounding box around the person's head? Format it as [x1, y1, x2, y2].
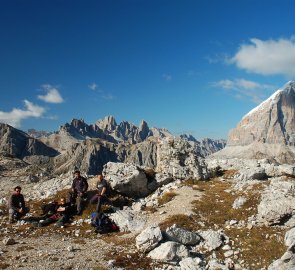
[14, 186, 22, 194]
[59, 197, 66, 205]
[74, 170, 81, 178]
[97, 174, 103, 182]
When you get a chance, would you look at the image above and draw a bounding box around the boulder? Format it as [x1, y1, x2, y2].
[103, 162, 150, 197]
[164, 224, 201, 246]
[179, 257, 205, 270]
[285, 227, 295, 247]
[136, 225, 163, 252]
[268, 249, 295, 270]
[236, 167, 267, 181]
[109, 210, 146, 233]
[199, 230, 225, 251]
[147, 241, 189, 262]
[257, 179, 295, 225]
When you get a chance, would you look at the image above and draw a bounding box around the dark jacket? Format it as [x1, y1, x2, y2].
[8, 193, 25, 211]
[72, 176, 88, 194]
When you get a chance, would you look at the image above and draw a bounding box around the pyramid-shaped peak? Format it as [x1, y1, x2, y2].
[139, 120, 149, 129]
[96, 115, 117, 131]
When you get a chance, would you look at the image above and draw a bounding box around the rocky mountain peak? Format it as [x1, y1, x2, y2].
[96, 115, 117, 132]
[139, 120, 151, 141]
[213, 81, 295, 163]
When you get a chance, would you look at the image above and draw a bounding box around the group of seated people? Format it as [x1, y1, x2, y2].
[7, 171, 109, 229]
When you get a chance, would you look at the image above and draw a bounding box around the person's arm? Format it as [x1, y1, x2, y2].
[71, 179, 76, 192]
[20, 195, 25, 209]
[8, 195, 18, 211]
[83, 178, 88, 193]
[100, 186, 106, 196]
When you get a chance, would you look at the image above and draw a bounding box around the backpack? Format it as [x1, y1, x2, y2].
[91, 212, 119, 234]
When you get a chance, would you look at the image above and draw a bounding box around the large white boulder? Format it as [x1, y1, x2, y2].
[148, 241, 189, 262]
[136, 225, 163, 252]
[103, 162, 150, 197]
[109, 210, 146, 233]
[257, 179, 295, 225]
[199, 230, 225, 251]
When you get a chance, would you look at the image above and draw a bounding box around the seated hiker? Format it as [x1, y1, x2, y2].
[90, 174, 110, 213]
[25, 200, 58, 223]
[67, 170, 88, 215]
[33, 197, 71, 228]
[7, 186, 29, 223]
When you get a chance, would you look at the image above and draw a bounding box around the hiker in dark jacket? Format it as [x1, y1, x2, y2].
[67, 170, 88, 215]
[90, 174, 109, 213]
[7, 186, 29, 223]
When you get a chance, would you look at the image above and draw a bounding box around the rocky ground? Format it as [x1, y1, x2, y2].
[0, 168, 293, 270]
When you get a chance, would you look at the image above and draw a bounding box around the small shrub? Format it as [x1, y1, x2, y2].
[158, 191, 177, 206]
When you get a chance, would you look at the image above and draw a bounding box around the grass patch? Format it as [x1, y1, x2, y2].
[159, 214, 196, 231]
[159, 178, 283, 269]
[192, 179, 263, 227]
[224, 226, 286, 268]
[158, 191, 177, 206]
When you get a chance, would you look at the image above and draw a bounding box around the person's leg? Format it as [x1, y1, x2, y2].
[76, 195, 82, 214]
[67, 191, 77, 206]
[90, 194, 98, 204]
[8, 209, 17, 223]
[56, 215, 68, 227]
[39, 217, 55, 226]
[96, 195, 109, 213]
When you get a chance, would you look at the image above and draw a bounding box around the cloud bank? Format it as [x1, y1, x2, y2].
[38, 84, 64, 103]
[0, 100, 46, 128]
[231, 37, 295, 77]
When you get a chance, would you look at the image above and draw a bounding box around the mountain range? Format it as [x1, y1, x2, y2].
[0, 116, 225, 176]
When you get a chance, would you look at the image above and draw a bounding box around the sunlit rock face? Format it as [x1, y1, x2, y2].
[213, 82, 295, 164]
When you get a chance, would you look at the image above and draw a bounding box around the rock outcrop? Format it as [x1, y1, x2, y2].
[156, 137, 209, 180]
[213, 81, 295, 164]
[0, 123, 59, 159]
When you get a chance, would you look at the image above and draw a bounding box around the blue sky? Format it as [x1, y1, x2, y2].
[1, 0, 295, 139]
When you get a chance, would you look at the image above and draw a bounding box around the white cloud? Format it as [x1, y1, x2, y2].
[212, 79, 275, 103]
[0, 100, 46, 128]
[102, 94, 116, 100]
[162, 74, 172, 81]
[231, 37, 295, 77]
[88, 83, 97, 91]
[38, 84, 64, 103]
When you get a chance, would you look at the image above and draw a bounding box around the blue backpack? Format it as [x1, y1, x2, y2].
[91, 212, 119, 233]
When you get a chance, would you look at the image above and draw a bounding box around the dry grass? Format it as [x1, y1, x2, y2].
[224, 226, 286, 268]
[192, 180, 262, 226]
[222, 170, 239, 179]
[101, 234, 159, 269]
[158, 191, 177, 206]
[159, 214, 196, 231]
[159, 178, 285, 269]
